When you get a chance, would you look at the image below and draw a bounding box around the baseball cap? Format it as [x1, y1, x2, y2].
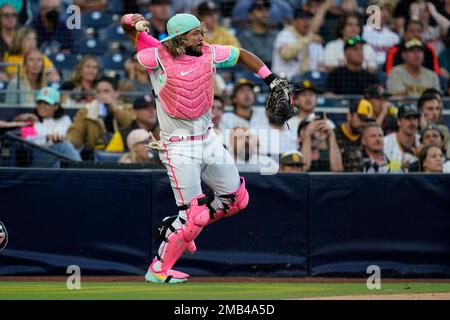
[344, 35, 366, 50]
[126, 129, 150, 150]
[280, 151, 304, 166]
[160, 14, 201, 42]
[397, 103, 421, 118]
[294, 8, 313, 19]
[293, 80, 318, 94]
[249, 0, 271, 12]
[133, 95, 155, 110]
[197, 1, 219, 16]
[403, 38, 424, 51]
[232, 78, 255, 97]
[350, 99, 375, 121]
[35, 87, 60, 105]
[364, 84, 391, 99]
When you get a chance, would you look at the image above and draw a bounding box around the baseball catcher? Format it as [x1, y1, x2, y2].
[121, 12, 290, 284]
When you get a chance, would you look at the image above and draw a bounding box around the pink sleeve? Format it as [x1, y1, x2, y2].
[135, 32, 160, 52]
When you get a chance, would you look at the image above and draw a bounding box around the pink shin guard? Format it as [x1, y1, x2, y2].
[154, 195, 210, 272]
[208, 177, 249, 225]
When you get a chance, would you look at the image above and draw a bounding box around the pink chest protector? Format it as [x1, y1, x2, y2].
[158, 44, 215, 120]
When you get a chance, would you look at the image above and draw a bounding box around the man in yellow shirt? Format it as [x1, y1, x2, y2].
[196, 1, 241, 48]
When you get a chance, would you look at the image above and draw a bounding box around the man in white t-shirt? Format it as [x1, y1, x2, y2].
[384, 103, 421, 170]
[362, 0, 400, 66]
[271, 8, 325, 80]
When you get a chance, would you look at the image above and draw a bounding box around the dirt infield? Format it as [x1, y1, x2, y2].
[1, 276, 450, 283]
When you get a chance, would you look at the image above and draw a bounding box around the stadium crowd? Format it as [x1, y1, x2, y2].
[0, 0, 449, 173]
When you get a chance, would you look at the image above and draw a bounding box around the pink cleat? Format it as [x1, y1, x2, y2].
[145, 260, 189, 284]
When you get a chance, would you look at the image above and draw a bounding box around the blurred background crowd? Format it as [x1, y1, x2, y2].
[0, 0, 449, 174]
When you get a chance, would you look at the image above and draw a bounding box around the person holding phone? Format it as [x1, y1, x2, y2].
[287, 80, 335, 135]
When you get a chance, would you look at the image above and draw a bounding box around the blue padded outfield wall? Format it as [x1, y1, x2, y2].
[0, 168, 449, 277]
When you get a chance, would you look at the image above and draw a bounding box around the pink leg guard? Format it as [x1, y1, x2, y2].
[208, 177, 249, 225]
[153, 194, 210, 273]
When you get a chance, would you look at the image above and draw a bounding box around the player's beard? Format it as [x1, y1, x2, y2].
[185, 45, 203, 57]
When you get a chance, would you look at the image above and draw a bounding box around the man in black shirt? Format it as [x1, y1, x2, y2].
[146, 0, 171, 41]
[334, 98, 376, 152]
[325, 35, 379, 95]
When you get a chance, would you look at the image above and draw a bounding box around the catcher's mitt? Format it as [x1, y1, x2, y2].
[265, 77, 296, 126]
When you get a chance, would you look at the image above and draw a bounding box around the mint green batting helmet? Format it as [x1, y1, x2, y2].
[160, 13, 201, 42]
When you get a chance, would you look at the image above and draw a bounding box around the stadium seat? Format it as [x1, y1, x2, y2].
[74, 38, 107, 56]
[81, 11, 113, 29]
[94, 150, 126, 163]
[291, 71, 328, 92]
[101, 52, 127, 71]
[233, 69, 267, 92]
[439, 76, 448, 94]
[48, 53, 80, 72]
[98, 24, 129, 44]
[376, 71, 387, 87]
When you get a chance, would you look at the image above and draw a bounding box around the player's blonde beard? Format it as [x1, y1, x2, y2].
[163, 23, 207, 58]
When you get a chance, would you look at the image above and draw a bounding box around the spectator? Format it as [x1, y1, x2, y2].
[385, 19, 440, 75]
[361, 123, 402, 173]
[229, 126, 279, 174]
[411, 1, 445, 56]
[232, 0, 294, 27]
[0, 3, 18, 80]
[31, 0, 74, 54]
[342, 146, 364, 172]
[14, 87, 81, 166]
[120, 95, 160, 151]
[212, 95, 224, 130]
[323, 12, 378, 72]
[417, 90, 450, 156]
[364, 84, 397, 134]
[66, 76, 133, 154]
[362, 0, 400, 67]
[287, 80, 335, 133]
[384, 103, 421, 171]
[3, 27, 59, 81]
[61, 55, 101, 106]
[0, 3, 18, 56]
[279, 150, 304, 173]
[325, 35, 379, 95]
[412, 123, 450, 173]
[237, 0, 277, 68]
[119, 128, 162, 166]
[298, 116, 343, 172]
[418, 144, 446, 173]
[196, 1, 241, 48]
[420, 123, 446, 151]
[258, 108, 299, 157]
[146, 0, 172, 41]
[121, 54, 153, 102]
[219, 79, 268, 132]
[387, 38, 441, 97]
[438, 29, 450, 80]
[334, 99, 375, 152]
[271, 6, 327, 80]
[5, 48, 48, 106]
